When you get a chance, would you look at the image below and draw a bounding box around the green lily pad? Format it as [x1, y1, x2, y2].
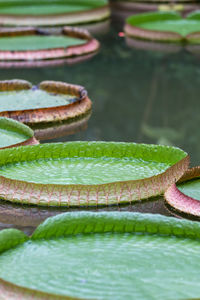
[0, 117, 38, 149]
[165, 167, 200, 219]
[0, 141, 188, 206]
[0, 27, 100, 61]
[0, 0, 109, 26]
[0, 0, 107, 15]
[178, 178, 200, 200]
[0, 79, 92, 124]
[1, 212, 200, 299]
[0, 89, 73, 111]
[0, 35, 85, 51]
[125, 11, 200, 44]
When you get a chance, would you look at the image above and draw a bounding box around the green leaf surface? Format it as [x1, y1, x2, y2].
[0, 89, 73, 112]
[0, 117, 33, 148]
[1, 212, 200, 299]
[0, 228, 28, 254]
[0, 0, 107, 15]
[178, 178, 200, 201]
[127, 11, 200, 37]
[0, 35, 85, 51]
[0, 142, 186, 185]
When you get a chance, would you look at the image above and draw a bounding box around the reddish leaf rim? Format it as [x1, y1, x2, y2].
[0, 5, 110, 27]
[1, 136, 39, 149]
[165, 167, 200, 219]
[0, 277, 78, 300]
[0, 142, 189, 207]
[0, 117, 39, 149]
[124, 11, 200, 44]
[0, 27, 100, 61]
[0, 79, 92, 124]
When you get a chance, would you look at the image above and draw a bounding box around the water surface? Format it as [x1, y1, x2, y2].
[0, 19, 199, 229]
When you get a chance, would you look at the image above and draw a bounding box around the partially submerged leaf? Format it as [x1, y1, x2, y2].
[0, 141, 188, 206]
[0, 117, 38, 149]
[1, 212, 200, 299]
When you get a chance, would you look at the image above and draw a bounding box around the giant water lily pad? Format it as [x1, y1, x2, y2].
[1, 212, 200, 299]
[0, 27, 99, 61]
[165, 167, 200, 219]
[0, 141, 188, 206]
[0, 117, 38, 149]
[125, 11, 200, 44]
[0, 79, 92, 124]
[0, 0, 110, 27]
[111, 1, 198, 24]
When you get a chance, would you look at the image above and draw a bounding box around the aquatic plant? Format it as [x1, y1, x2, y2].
[165, 166, 200, 219]
[125, 11, 200, 44]
[0, 79, 92, 124]
[0, 141, 188, 206]
[0, 117, 38, 149]
[0, 0, 110, 27]
[1, 212, 200, 299]
[0, 27, 99, 61]
[111, 0, 199, 27]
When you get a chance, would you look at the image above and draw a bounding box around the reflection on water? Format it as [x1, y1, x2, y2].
[0, 197, 170, 234]
[0, 20, 200, 230]
[32, 112, 91, 141]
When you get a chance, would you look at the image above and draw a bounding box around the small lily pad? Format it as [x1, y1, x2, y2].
[165, 167, 200, 219]
[0, 117, 38, 149]
[1, 212, 200, 299]
[0, 27, 99, 61]
[0, 141, 188, 206]
[125, 11, 200, 44]
[0, 79, 92, 124]
[0, 0, 110, 26]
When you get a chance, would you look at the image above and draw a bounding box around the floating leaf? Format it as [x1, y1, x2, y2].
[125, 11, 200, 44]
[0, 117, 38, 149]
[0, 27, 99, 61]
[0, 141, 188, 206]
[165, 166, 200, 219]
[0, 80, 92, 124]
[0, 0, 110, 26]
[1, 212, 200, 299]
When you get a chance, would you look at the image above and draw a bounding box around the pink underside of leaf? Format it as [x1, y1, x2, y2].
[165, 183, 200, 216]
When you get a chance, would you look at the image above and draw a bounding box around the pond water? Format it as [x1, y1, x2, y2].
[0, 17, 200, 233]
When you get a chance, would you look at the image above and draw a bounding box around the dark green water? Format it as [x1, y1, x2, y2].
[0, 19, 200, 231]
